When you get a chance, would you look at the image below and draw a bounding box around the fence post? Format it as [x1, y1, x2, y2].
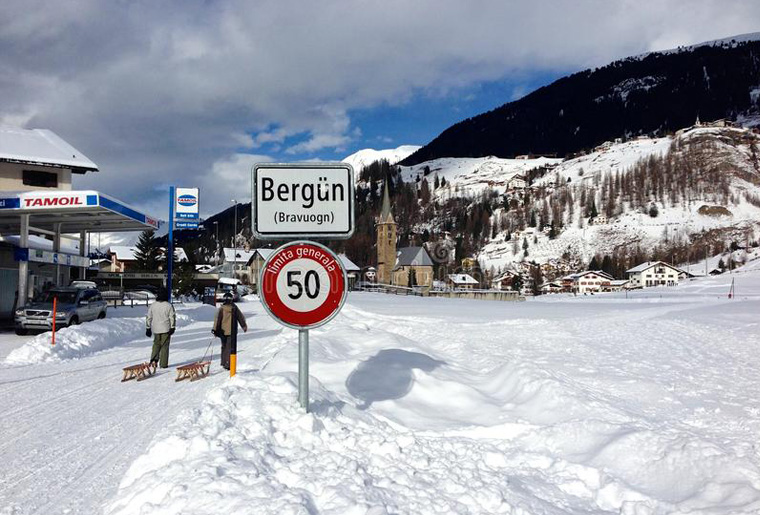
[51, 296, 57, 346]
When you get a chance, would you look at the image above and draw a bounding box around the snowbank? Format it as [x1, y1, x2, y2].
[106, 370, 760, 515]
[4, 308, 197, 365]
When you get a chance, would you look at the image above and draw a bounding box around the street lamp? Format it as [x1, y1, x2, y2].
[232, 200, 238, 279]
[213, 221, 219, 265]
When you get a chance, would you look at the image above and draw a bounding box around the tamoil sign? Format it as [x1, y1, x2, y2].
[252, 163, 354, 239]
[174, 187, 199, 228]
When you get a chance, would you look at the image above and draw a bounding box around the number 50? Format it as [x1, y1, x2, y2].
[287, 270, 320, 300]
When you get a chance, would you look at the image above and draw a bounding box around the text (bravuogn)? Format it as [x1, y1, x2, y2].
[276, 212, 333, 225]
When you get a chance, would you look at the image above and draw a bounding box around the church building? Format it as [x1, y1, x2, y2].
[376, 180, 434, 288]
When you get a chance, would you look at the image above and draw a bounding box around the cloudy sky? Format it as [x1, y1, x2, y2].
[2, 0, 759, 221]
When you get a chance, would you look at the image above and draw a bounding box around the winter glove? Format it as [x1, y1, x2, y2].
[146, 328, 152, 338]
[169, 328, 175, 335]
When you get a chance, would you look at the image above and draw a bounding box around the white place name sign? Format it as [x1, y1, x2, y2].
[252, 163, 354, 239]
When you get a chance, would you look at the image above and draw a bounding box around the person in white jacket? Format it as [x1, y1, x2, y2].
[145, 289, 176, 368]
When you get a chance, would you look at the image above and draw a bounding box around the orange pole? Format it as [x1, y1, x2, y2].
[52, 296, 57, 346]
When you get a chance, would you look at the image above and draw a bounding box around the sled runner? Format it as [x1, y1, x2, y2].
[121, 362, 157, 382]
[175, 361, 211, 382]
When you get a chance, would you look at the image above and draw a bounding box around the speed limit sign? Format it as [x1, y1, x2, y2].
[259, 241, 348, 330]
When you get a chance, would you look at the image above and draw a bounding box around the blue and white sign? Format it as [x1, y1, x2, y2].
[174, 187, 199, 227]
[14, 248, 89, 268]
[174, 220, 199, 229]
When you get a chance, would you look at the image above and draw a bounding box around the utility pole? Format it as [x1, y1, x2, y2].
[213, 221, 219, 265]
[232, 199, 238, 280]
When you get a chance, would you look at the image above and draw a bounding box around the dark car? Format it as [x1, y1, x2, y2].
[14, 287, 108, 335]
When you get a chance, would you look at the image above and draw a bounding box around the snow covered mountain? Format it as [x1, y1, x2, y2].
[388, 123, 760, 277]
[343, 145, 421, 179]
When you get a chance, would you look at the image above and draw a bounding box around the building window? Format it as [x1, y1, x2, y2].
[23, 170, 58, 188]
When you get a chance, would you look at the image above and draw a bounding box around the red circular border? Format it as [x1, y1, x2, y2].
[260, 243, 346, 328]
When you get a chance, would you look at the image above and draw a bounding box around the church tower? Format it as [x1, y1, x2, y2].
[376, 179, 397, 284]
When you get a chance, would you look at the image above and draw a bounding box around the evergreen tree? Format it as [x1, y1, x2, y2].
[512, 273, 523, 292]
[174, 259, 196, 296]
[530, 265, 543, 296]
[408, 267, 417, 287]
[601, 255, 613, 276]
[134, 230, 161, 271]
[589, 255, 600, 270]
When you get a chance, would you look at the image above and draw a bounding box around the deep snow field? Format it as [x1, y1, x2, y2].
[1, 268, 760, 514]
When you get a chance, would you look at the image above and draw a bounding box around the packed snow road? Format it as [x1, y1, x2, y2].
[2, 270, 760, 514]
[0, 301, 286, 515]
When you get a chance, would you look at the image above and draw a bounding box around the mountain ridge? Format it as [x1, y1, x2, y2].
[400, 36, 760, 166]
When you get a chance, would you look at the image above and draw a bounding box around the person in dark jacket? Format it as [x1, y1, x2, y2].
[212, 292, 247, 370]
[146, 289, 176, 368]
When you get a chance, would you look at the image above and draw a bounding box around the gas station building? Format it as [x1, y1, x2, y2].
[0, 127, 160, 320]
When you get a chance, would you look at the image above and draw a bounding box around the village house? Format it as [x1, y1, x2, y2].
[446, 273, 479, 290]
[540, 281, 563, 294]
[626, 261, 680, 288]
[460, 257, 478, 272]
[506, 174, 527, 190]
[491, 271, 519, 291]
[244, 248, 274, 292]
[568, 270, 614, 294]
[107, 245, 188, 272]
[222, 247, 256, 283]
[589, 215, 608, 225]
[608, 279, 630, 292]
[339, 254, 361, 289]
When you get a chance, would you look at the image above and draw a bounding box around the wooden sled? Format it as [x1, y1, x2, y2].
[175, 361, 211, 382]
[121, 362, 157, 382]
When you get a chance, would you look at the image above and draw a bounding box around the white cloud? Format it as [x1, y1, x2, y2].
[1, 0, 758, 215]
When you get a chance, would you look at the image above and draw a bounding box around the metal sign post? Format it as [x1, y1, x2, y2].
[258, 241, 348, 412]
[167, 186, 174, 303]
[298, 329, 309, 409]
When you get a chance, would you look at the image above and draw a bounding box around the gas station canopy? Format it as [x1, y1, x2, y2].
[0, 190, 161, 233]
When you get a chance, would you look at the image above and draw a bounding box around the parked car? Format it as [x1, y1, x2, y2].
[14, 287, 108, 335]
[70, 280, 98, 289]
[215, 278, 241, 302]
[122, 290, 156, 302]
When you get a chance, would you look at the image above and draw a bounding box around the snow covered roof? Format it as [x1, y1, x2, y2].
[448, 273, 478, 285]
[218, 277, 241, 285]
[610, 280, 630, 286]
[223, 248, 255, 264]
[626, 261, 680, 274]
[0, 127, 98, 172]
[575, 270, 614, 280]
[108, 245, 137, 260]
[338, 254, 360, 272]
[492, 271, 517, 282]
[245, 248, 276, 265]
[108, 246, 187, 262]
[395, 246, 433, 267]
